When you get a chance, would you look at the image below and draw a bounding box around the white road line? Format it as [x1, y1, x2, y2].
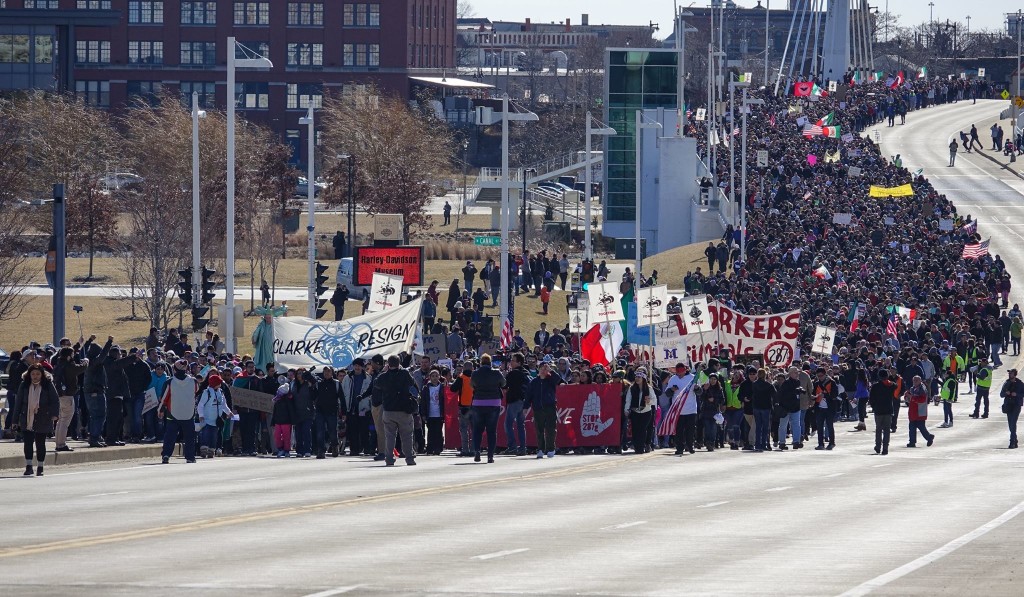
[871, 463, 894, 468]
[83, 491, 131, 498]
[696, 501, 731, 509]
[244, 477, 275, 482]
[825, 472, 845, 478]
[838, 498, 1024, 597]
[764, 486, 792, 492]
[0, 464, 155, 481]
[471, 548, 530, 560]
[301, 586, 365, 597]
[601, 521, 648, 530]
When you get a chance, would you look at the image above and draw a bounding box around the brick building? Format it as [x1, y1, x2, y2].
[0, 0, 457, 163]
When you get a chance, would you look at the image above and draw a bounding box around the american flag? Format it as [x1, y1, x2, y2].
[960, 219, 977, 235]
[886, 311, 899, 337]
[657, 378, 695, 436]
[500, 287, 514, 349]
[803, 125, 823, 137]
[961, 238, 990, 260]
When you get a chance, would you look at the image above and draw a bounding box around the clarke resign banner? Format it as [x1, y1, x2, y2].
[443, 383, 622, 449]
[272, 297, 422, 370]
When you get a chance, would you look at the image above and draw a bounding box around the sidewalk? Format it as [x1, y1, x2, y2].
[0, 435, 163, 470]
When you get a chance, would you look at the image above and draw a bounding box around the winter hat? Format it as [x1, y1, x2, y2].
[208, 374, 223, 388]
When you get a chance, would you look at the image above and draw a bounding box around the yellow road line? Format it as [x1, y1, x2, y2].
[0, 455, 651, 559]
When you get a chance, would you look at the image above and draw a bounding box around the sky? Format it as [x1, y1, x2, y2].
[470, 1, 1019, 38]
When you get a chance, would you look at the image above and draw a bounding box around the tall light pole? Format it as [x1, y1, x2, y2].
[1014, 10, 1022, 132]
[764, 0, 771, 87]
[729, 77, 750, 229]
[496, 96, 537, 330]
[634, 110, 662, 279]
[585, 111, 616, 259]
[299, 107, 316, 318]
[225, 37, 273, 353]
[740, 92, 764, 263]
[521, 167, 536, 249]
[191, 92, 206, 319]
[675, 8, 695, 135]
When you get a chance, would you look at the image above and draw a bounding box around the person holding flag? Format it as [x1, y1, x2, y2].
[660, 363, 697, 455]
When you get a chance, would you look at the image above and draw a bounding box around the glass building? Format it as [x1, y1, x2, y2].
[603, 48, 678, 222]
[0, 25, 56, 90]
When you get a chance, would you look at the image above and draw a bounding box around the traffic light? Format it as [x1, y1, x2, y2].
[191, 306, 210, 331]
[314, 261, 330, 318]
[581, 259, 595, 284]
[200, 266, 216, 304]
[177, 268, 193, 306]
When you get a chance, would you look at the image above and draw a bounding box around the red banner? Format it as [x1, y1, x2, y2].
[442, 383, 622, 449]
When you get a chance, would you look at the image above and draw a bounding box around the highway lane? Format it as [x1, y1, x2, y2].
[2, 394, 1024, 596]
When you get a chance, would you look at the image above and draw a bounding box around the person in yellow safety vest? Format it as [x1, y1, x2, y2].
[943, 349, 966, 401]
[938, 374, 958, 428]
[970, 357, 993, 419]
[964, 341, 980, 393]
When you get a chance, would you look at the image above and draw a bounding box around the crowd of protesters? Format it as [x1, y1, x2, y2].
[4, 76, 1024, 475]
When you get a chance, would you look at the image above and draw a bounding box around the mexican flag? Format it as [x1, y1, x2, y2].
[580, 322, 624, 368]
[888, 305, 917, 322]
[848, 302, 867, 331]
[813, 265, 832, 280]
[822, 125, 841, 138]
[890, 71, 905, 89]
[816, 112, 835, 127]
[811, 83, 826, 97]
[917, 66, 928, 80]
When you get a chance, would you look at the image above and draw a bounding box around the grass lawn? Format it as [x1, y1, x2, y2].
[644, 240, 727, 288]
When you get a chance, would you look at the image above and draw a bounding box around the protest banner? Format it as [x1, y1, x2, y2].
[273, 297, 421, 370]
[231, 386, 275, 413]
[368, 272, 403, 312]
[421, 333, 446, 362]
[442, 384, 621, 449]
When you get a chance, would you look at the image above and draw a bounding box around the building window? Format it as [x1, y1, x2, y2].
[128, 40, 163, 64]
[75, 40, 110, 64]
[25, 0, 59, 8]
[235, 82, 269, 109]
[287, 43, 322, 67]
[34, 35, 53, 63]
[75, 80, 110, 107]
[0, 35, 29, 63]
[181, 1, 217, 25]
[343, 43, 378, 67]
[286, 83, 323, 109]
[233, 2, 269, 25]
[344, 4, 380, 27]
[128, 1, 164, 24]
[181, 81, 215, 108]
[180, 41, 216, 66]
[77, 1, 112, 8]
[127, 81, 162, 105]
[287, 2, 323, 26]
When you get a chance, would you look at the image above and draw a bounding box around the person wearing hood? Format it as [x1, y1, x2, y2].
[291, 369, 317, 458]
[52, 346, 88, 453]
[13, 363, 60, 476]
[272, 383, 296, 457]
[196, 373, 231, 458]
[158, 360, 199, 464]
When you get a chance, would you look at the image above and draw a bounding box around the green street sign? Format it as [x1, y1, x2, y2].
[474, 236, 501, 247]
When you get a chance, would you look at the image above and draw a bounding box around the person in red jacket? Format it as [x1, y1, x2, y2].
[905, 375, 935, 448]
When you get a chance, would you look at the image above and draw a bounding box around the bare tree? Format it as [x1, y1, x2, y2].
[457, 0, 474, 19]
[321, 87, 455, 241]
[0, 103, 32, 322]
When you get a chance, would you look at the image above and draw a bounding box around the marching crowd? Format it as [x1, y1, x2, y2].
[5, 77, 1024, 475]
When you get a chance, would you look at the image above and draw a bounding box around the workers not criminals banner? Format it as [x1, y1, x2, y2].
[443, 383, 622, 449]
[656, 301, 800, 368]
[272, 297, 422, 370]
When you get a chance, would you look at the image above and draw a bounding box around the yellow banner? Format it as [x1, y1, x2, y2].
[869, 184, 914, 198]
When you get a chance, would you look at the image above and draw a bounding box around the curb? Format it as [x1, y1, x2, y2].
[0, 444, 163, 471]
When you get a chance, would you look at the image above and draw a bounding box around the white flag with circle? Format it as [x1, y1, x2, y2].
[568, 308, 589, 333]
[368, 273, 403, 312]
[680, 296, 713, 334]
[635, 285, 669, 327]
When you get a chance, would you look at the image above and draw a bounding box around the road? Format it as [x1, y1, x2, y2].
[4, 101, 1024, 597]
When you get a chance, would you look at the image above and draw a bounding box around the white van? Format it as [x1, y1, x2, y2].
[335, 257, 369, 295]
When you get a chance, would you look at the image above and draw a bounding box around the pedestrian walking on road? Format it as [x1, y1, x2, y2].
[948, 139, 958, 167]
[869, 370, 896, 455]
[379, 355, 418, 466]
[812, 368, 838, 450]
[627, 369, 656, 454]
[939, 373, 957, 428]
[969, 358, 992, 419]
[526, 362, 562, 458]
[196, 373, 231, 458]
[158, 360, 199, 464]
[470, 353, 506, 463]
[906, 376, 935, 448]
[1000, 369, 1024, 449]
[12, 364, 60, 476]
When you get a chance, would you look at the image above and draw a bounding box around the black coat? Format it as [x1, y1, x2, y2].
[869, 380, 897, 415]
[14, 374, 61, 434]
[378, 368, 417, 413]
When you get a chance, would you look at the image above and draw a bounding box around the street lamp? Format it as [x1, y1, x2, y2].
[461, 139, 469, 215]
[298, 107, 317, 318]
[191, 91, 207, 319]
[521, 167, 536, 249]
[1014, 9, 1022, 132]
[336, 154, 356, 258]
[740, 92, 764, 264]
[585, 111, 616, 259]
[634, 110, 663, 279]
[225, 37, 273, 353]
[729, 77, 751, 229]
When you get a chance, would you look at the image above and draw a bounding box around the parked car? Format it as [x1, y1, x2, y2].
[100, 172, 144, 191]
[295, 177, 328, 198]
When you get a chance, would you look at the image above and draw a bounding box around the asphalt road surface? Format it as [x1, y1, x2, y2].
[4, 101, 1024, 597]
